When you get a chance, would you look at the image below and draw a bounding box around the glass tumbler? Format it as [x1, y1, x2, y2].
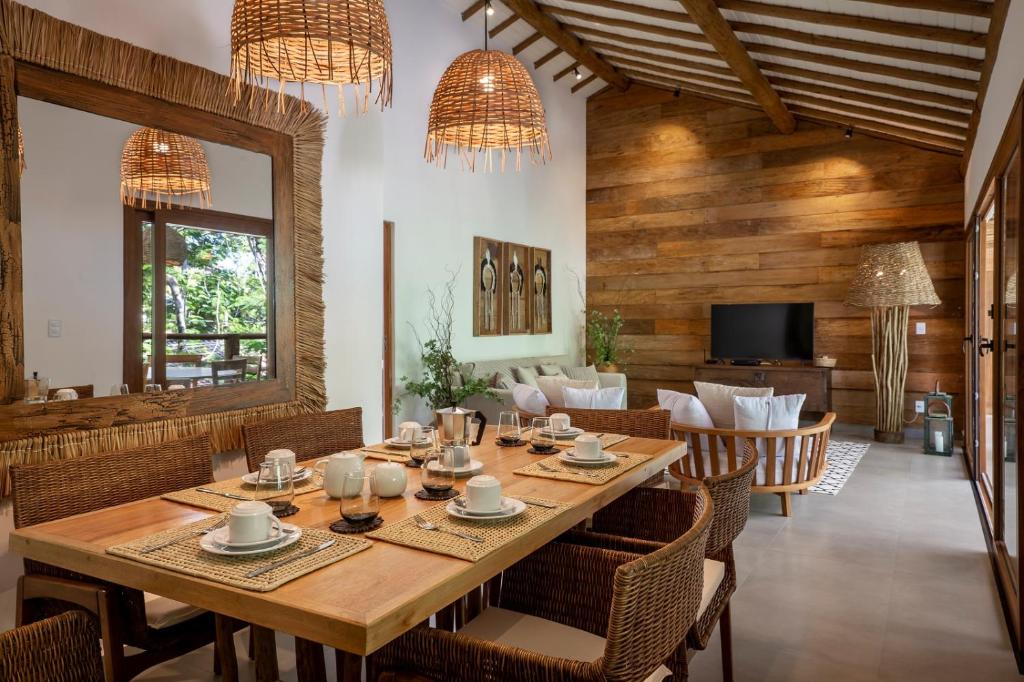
[421, 446, 456, 494]
[340, 471, 380, 525]
[497, 411, 522, 444]
[254, 460, 296, 516]
[530, 417, 556, 452]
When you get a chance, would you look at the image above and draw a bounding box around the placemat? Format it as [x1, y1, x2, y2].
[107, 515, 370, 592]
[162, 474, 324, 512]
[513, 451, 653, 485]
[361, 445, 412, 463]
[366, 497, 571, 562]
[522, 432, 630, 449]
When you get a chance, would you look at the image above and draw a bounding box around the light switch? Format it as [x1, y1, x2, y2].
[915, 322, 926, 335]
[47, 319, 61, 338]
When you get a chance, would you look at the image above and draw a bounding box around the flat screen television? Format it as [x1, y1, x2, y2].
[711, 303, 814, 361]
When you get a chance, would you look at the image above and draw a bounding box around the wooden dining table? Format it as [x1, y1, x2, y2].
[9, 426, 685, 681]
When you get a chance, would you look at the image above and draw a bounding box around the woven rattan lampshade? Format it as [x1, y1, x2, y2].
[426, 49, 551, 171]
[230, 0, 393, 113]
[120, 128, 211, 209]
[845, 242, 940, 308]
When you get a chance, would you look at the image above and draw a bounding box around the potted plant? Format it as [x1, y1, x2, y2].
[587, 309, 631, 373]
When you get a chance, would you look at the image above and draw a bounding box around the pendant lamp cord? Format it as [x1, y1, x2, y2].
[484, 3, 489, 50]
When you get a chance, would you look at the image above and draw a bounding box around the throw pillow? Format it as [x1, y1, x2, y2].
[657, 389, 714, 429]
[535, 375, 600, 407]
[514, 366, 540, 388]
[563, 386, 626, 409]
[539, 364, 565, 376]
[512, 383, 549, 415]
[564, 364, 601, 383]
[493, 368, 517, 390]
[733, 393, 806, 484]
[694, 381, 774, 429]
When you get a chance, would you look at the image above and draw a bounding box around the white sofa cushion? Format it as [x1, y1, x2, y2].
[536, 376, 599, 408]
[512, 383, 549, 415]
[734, 394, 806, 484]
[694, 381, 774, 429]
[144, 592, 205, 630]
[657, 389, 714, 429]
[458, 607, 672, 681]
[563, 386, 626, 409]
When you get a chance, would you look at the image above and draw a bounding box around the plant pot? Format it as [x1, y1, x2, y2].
[597, 363, 620, 374]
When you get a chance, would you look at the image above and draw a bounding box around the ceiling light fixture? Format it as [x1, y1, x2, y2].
[845, 126, 854, 139]
[230, 0, 393, 115]
[574, 67, 582, 81]
[120, 128, 212, 209]
[485, 1, 495, 16]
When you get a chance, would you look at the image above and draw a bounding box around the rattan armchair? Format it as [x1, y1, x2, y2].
[545, 406, 671, 440]
[0, 610, 105, 682]
[242, 406, 364, 473]
[368, 486, 713, 682]
[11, 434, 238, 682]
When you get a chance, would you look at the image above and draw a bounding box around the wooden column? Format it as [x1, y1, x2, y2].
[0, 55, 23, 403]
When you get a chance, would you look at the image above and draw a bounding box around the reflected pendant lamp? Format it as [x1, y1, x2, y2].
[230, 0, 393, 114]
[120, 128, 212, 209]
[425, 11, 550, 171]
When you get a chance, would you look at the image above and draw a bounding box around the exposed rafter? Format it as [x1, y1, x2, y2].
[962, 0, 1010, 170]
[572, 73, 599, 93]
[677, 0, 795, 134]
[534, 47, 562, 69]
[609, 56, 743, 91]
[513, 31, 543, 55]
[540, 4, 709, 44]
[843, 0, 992, 17]
[588, 41, 735, 78]
[488, 13, 520, 38]
[788, 106, 964, 154]
[567, 23, 719, 61]
[554, 60, 582, 81]
[461, 0, 487, 21]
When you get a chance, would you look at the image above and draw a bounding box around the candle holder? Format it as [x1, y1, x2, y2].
[923, 391, 953, 457]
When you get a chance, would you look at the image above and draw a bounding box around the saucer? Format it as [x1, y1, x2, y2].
[426, 459, 484, 477]
[241, 467, 312, 486]
[541, 426, 584, 439]
[385, 437, 431, 450]
[200, 524, 301, 556]
[447, 497, 526, 520]
[558, 450, 618, 466]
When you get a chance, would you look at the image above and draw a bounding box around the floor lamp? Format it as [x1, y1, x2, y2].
[846, 242, 940, 444]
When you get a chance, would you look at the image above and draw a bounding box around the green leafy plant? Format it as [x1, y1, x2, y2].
[398, 270, 495, 412]
[587, 309, 631, 366]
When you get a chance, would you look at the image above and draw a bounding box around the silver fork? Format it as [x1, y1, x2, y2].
[538, 461, 599, 479]
[139, 517, 227, 554]
[413, 514, 484, 543]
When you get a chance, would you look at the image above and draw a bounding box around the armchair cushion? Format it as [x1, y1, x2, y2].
[536, 376, 599, 408]
[657, 389, 714, 429]
[695, 381, 773, 429]
[512, 383, 549, 415]
[459, 607, 671, 681]
[562, 386, 626, 409]
[143, 593, 205, 630]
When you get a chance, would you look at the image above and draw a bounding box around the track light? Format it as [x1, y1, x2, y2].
[574, 67, 582, 81]
[673, 88, 681, 98]
[485, 1, 495, 16]
[844, 126, 854, 139]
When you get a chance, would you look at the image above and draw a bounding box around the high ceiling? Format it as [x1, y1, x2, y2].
[454, 0, 1009, 156]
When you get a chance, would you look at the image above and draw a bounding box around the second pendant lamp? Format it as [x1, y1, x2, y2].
[425, 7, 550, 171]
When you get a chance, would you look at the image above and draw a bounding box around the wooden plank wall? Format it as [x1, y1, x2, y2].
[586, 86, 965, 428]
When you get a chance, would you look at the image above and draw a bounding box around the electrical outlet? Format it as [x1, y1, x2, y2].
[915, 400, 925, 414]
[47, 319, 61, 338]
[915, 322, 926, 335]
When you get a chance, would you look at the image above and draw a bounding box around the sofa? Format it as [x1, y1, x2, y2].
[461, 354, 628, 423]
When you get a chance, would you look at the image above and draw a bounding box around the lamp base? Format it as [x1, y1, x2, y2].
[874, 429, 904, 444]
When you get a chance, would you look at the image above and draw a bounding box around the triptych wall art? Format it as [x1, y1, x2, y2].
[472, 236, 551, 337]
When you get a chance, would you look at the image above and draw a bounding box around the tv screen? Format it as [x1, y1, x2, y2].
[711, 303, 814, 361]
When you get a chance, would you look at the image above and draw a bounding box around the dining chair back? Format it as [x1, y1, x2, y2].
[0, 610, 104, 682]
[545, 407, 671, 440]
[211, 358, 248, 385]
[242, 407, 365, 473]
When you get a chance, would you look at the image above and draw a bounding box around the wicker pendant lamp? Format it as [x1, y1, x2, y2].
[230, 0, 393, 114]
[120, 128, 212, 209]
[425, 9, 550, 171]
[846, 242, 940, 443]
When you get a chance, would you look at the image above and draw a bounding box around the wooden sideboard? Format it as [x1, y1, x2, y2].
[693, 365, 833, 414]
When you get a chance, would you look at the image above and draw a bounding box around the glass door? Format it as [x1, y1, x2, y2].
[1002, 145, 1021, 579]
[981, 199, 998, 510]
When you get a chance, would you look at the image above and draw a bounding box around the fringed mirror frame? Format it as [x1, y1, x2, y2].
[0, 0, 327, 495]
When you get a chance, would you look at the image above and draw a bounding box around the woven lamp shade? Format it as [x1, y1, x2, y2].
[845, 242, 940, 308]
[120, 128, 212, 209]
[230, 0, 393, 113]
[426, 49, 551, 171]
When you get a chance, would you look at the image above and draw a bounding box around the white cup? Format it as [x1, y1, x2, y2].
[314, 451, 366, 498]
[398, 421, 423, 443]
[53, 388, 78, 401]
[466, 475, 503, 512]
[573, 434, 603, 460]
[228, 500, 282, 544]
[373, 462, 408, 498]
[265, 449, 297, 474]
[444, 444, 471, 468]
[550, 413, 571, 432]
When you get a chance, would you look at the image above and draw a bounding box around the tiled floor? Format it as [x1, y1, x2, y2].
[0, 429, 1019, 681]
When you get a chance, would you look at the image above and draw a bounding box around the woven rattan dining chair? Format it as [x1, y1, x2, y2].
[573, 448, 758, 681]
[11, 434, 238, 682]
[0, 610, 105, 682]
[242, 406, 365, 473]
[367, 486, 714, 682]
[545, 406, 671, 439]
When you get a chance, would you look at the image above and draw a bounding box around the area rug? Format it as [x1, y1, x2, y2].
[809, 441, 870, 495]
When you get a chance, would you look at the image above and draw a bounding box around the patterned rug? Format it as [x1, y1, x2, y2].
[809, 440, 870, 495]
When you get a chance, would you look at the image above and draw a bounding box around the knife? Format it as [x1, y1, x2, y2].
[245, 539, 337, 578]
[196, 487, 251, 501]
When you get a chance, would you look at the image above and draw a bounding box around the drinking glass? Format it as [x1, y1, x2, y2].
[24, 376, 49, 403]
[497, 411, 522, 444]
[254, 460, 296, 516]
[421, 446, 456, 493]
[530, 417, 556, 452]
[410, 426, 439, 467]
[340, 471, 380, 525]
[110, 384, 130, 396]
[144, 383, 162, 393]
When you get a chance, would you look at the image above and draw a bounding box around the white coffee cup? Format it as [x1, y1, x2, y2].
[373, 462, 408, 498]
[573, 434, 603, 460]
[444, 444, 471, 469]
[550, 413, 571, 432]
[314, 451, 365, 498]
[265, 449, 297, 474]
[398, 421, 423, 443]
[53, 388, 78, 401]
[466, 475, 503, 512]
[228, 500, 282, 544]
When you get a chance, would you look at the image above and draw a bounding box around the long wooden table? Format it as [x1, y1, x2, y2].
[9, 427, 684, 674]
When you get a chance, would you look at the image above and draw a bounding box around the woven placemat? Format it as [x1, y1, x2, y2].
[366, 497, 571, 562]
[523, 432, 630, 449]
[513, 451, 653, 485]
[162, 474, 324, 512]
[107, 515, 370, 592]
[361, 445, 412, 463]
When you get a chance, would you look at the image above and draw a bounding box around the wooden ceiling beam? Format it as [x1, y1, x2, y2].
[676, 0, 796, 133]
[533, 46, 562, 69]
[488, 13, 520, 38]
[572, 73, 599, 93]
[611, 57, 744, 90]
[562, 0, 693, 25]
[717, 0, 986, 47]
[539, 5, 710, 44]
[626, 73, 759, 106]
[567, 24, 720, 61]
[513, 31, 544, 55]
[588, 40, 735, 78]
[501, 0, 630, 89]
[962, 0, 1010, 168]
[821, 0, 992, 19]
[779, 92, 968, 139]
[787, 105, 964, 153]
[554, 60, 582, 81]
[462, 0, 487, 21]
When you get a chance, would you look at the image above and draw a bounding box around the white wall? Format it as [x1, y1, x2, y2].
[20, 96, 272, 392]
[16, 1, 587, 441]
[965, 1, 1024, 219]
